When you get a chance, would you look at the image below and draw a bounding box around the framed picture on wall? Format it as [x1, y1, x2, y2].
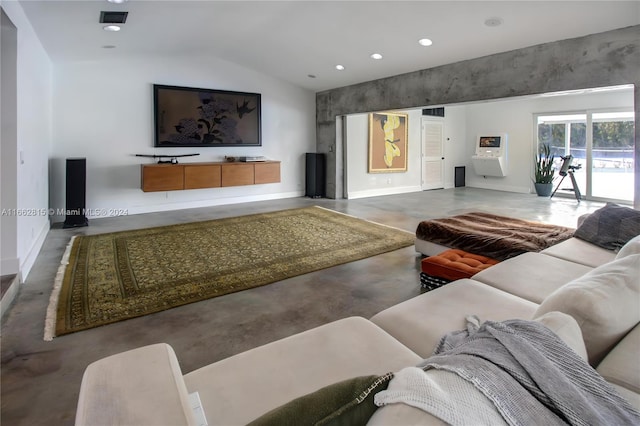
[153, 84, 261, 147]
[368, 112, 408, 173]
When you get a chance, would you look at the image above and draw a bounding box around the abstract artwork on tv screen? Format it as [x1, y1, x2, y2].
[153, 84, 261, 147]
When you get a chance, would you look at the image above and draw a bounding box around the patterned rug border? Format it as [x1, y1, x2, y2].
[44, 206, 414, 340]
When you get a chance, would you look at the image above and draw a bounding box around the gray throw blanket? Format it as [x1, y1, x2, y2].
[418, 317, 640, 426]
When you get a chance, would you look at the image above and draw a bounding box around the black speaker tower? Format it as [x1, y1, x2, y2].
[63, 158, 89, 228]
[305, 153, 325, 198]
[454, 166, 466, 188]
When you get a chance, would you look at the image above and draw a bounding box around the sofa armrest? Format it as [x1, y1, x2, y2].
[183, 317, 421, 425]
[75, 343, 196, 426]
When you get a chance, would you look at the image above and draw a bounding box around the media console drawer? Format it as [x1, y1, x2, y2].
[141, 164, 184, 192]
[255, 162, 280, 184]
[141, 161, 280, 192]
[221, 163, 254, 187]
[184, 164, 221, 189]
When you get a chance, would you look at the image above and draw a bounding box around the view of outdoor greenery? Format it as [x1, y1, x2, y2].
[539, 122, 634, 152]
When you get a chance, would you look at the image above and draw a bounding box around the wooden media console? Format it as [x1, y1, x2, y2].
[141, 161, 280, 192]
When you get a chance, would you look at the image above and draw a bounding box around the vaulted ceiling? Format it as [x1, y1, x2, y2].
[17, 1, 640, 92]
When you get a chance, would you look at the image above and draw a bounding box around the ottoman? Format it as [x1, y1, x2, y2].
[420, 249, 499, 291]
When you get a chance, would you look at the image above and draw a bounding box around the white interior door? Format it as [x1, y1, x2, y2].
[422, 118, 445, 190]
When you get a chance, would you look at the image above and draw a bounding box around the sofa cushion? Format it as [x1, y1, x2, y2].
[473, 252, 592, 303]
[574, 203, 640, 251]
[541, 237, 617, 268]
[75, 343, 196, 426]
[370, 279, 538, 358]
[534, 254, 640, 366]
[183, 317, 421, 425]
[596, 323, 640, 394]
[616, 234, 640, 260]
[421, 249, 499, 281]
[534, 311, 588, 361]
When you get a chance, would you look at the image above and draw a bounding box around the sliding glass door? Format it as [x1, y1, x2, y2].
[536, 110, 635, 203]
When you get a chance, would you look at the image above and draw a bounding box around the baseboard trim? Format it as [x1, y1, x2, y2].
[346, 186, 422, 200]
[20, 220, 50, 281]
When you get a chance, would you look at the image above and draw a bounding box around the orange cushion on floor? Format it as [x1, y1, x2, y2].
[421, 249, 500, 281]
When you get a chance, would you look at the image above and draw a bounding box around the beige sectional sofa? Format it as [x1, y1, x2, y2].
[75, 232, 640, 425]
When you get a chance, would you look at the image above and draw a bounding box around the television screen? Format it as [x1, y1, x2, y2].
[153, 84, 261, 147]
[479, 136, 501, 148]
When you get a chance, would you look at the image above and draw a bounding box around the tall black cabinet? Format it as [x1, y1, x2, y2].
[63, 158, 89, 228]
[305, 153, 325, 198]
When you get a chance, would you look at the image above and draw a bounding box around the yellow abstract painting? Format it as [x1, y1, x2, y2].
[368, 112, 408, 173]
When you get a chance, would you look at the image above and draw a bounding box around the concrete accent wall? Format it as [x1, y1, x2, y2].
[317, 25, 640, 207]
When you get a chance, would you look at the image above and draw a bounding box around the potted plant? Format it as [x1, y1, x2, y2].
[534, 144, 555, 196]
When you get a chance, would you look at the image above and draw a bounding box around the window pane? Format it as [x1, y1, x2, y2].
[591, 114, 634, 201]
[538, 123, 564, 150]
[567, 122, 586, 195]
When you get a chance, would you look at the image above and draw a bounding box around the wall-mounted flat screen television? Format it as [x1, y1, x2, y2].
[478, 136, 502, 148]
[153, 84, 261, 147]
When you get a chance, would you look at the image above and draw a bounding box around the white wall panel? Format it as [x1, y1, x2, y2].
[2, 2, 52, 279]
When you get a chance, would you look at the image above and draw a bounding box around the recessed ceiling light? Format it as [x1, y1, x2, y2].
[370, 53, 383, 60]
[107, 0, 128, 3]
[308, 74, 317, 79]
[103, 25, 121, 31]
[335, 65, 345, 71]
[418, 38, 433, 46]
[484, 17, 503, 27]
[102, 45, 116, 49]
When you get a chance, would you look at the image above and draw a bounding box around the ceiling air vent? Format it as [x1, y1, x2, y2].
[99, 11, 128, 24]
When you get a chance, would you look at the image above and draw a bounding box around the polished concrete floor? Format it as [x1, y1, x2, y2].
[1, 188, 604, 425]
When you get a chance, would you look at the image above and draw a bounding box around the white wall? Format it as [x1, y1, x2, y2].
[345, 109, 422, 199]
[344, 89, 633, 199]
[440, 105, 468, 189]
[1, 2, 52, 279]
[1, 8, 18, 276]
[50, 56, 315, 221]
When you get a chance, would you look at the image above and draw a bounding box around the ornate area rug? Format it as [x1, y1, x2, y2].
[44, 206, 413, 339]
